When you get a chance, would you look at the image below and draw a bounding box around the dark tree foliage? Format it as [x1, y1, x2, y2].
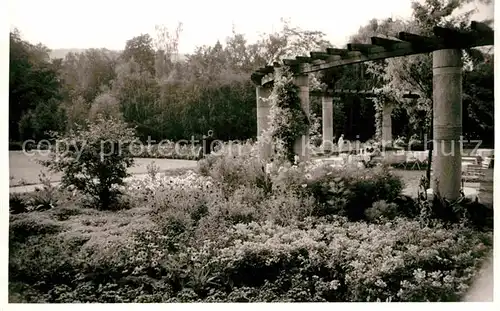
[9, 30, 65, 141]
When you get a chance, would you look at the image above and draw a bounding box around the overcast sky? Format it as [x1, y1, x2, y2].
[8, 0, 495, 53]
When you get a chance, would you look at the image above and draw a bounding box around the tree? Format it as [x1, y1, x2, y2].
[89, 91, 122, 121]
[355, 0, 494, 186]
[63, 96, 90, 131]
[365, 0, 493, 137]
[9, 29, 64, 141]
[153, 22, 184, 80]
[462, 53, 494, 144]
[111, 59, 161, 140]
[31, 99, 67, 140]
[122, 34, 156, 75]
[252, 18, 331, 65]
[60, 49, 117, 104]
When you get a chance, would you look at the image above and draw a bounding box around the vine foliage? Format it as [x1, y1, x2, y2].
[262, 66, 310, 163]
[372, 93, 385, 142]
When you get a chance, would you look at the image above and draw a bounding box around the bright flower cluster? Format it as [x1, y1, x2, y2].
[126, 170, 215, 193]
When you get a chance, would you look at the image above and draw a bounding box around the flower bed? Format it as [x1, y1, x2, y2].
[8, 144, 493, 302]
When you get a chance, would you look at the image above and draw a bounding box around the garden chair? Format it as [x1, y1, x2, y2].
[386, 153, 406, 167]
[404, 152, 421, 170]
[461, 163, 485, 190]
[462, 156, 479, 165]
[482, 155, 494, 169]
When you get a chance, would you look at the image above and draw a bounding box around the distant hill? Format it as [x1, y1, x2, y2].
[49, 48, 189, 62]
[49, 48, 89, 59]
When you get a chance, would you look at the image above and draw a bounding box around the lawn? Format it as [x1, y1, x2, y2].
[9, 151, 197, 187]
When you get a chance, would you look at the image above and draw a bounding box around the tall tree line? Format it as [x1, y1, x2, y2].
[9, 1, 493, 145]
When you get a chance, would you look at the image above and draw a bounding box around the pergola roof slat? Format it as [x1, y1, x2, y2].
[310, 52, 331, 60]
[326, 48, 349, 56]
[370, 36, 405, 49]
[397, 32, 440, 47]
[295, 56, 312, 63]
[347, 43, 379, 53]
[283, 59, 300, 66]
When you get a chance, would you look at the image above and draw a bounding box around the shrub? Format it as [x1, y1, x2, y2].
[9, 193, 29, 214]
[392, 195, 420, 218]
[215, 186, 266, 225]
[365, 200, 399, 222]
[275, 163, 404, 220]
[417, 177, 494, 230]
[27, 172, 58, 211]
[40, 116, 138, 210]
[264, 191, 316, 226]
[146, 161, 161, 180]
[9, 234, 82, 292]
[8, 140, 493, 303]
[9, 213, 63, 243]
[211, 218, 491, 302]
[197, 146, 269, 196]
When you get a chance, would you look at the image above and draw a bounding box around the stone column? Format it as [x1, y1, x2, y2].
[322, 95, 334, 153]
[381, 104, 393, 146]
[293, 74, 310, 161]
[256, 85, 272, 159]
[432, 49, 462, 200]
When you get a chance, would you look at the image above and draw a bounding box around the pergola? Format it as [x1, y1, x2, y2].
[251, 21, 494, 200]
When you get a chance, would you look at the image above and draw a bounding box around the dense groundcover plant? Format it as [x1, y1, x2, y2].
[9, 140, 493, 302]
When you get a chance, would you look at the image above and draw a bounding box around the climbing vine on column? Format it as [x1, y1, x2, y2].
[266, 66, 310, 163]
[373, 95, 384, 141]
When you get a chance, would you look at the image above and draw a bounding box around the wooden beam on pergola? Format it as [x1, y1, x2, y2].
[309, 89, 378, 97]
[251, 20, 494, 85]
[310, 51, 331, 60]
[471, 21, 494, 33]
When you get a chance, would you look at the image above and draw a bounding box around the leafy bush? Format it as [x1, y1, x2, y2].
[9, 234, 82, 294]
[27, 172, 58, 211]
[40, 116, 137, 210]
[146, 161, 161, 180]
